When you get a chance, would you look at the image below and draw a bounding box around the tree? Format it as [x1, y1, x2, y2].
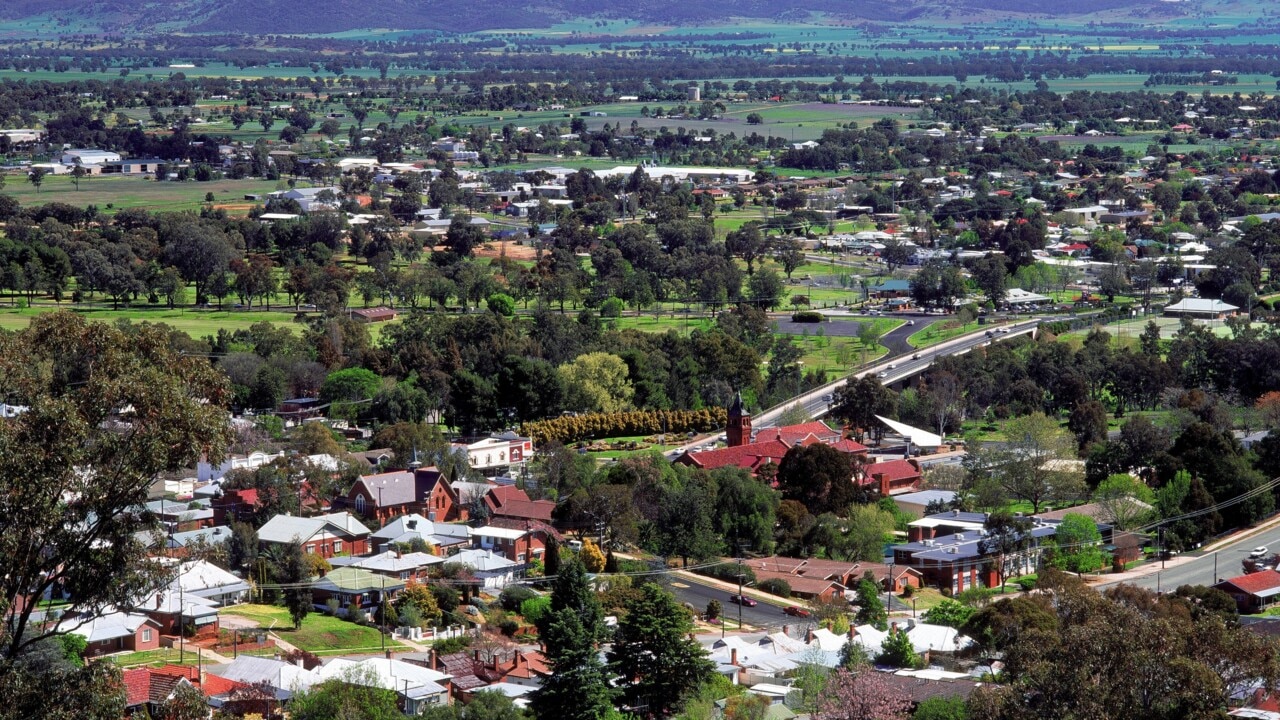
[69, 166, 87, 191]
[818, 504, 895, 562]
[1092, 474, 1155, 530]
[832, 376, 897, 443]
[0, 313, 232, 659]
[487, 292, 515, 316]
[725, 223, 769, 275]
[1051, 514, 1106, 574]
[320, 367, 382, 411]
[777, 239, 806, 280]
[854, 575, 887, 629]
[777, 443, 867, 516]
[746, 113, 764, 125]
[27, 167, 46, 193]
[608, 583, 714, 717]
[579, 538, 606, 573]
[876, 625, 922, 669]
[290, 670, 403, 720]
[443, 215, 485, 258]
[559, 352, 634, 413]
[990, 413, 1085, 513]
[815, 668, 912, 720]
[747, 268, 787, 310]
[276, 540, 313, 629]
[422, 690, 532, 720]
[1067, 399, 1108, 452]
[968, 254, 1008, 306]
[880, 238, 912, 272]
[530, 557, 617, 720]
[923, 599, 976, 629]
[394, 579, 443, 627]
[978, 511, 1034, 589]
[157, 681, 208, 720]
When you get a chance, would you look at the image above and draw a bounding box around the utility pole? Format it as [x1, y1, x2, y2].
[737, 557, 745, 635]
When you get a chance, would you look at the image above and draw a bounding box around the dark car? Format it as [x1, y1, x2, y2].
[728, 594, 758, 607]
[783, 605, 812, 618]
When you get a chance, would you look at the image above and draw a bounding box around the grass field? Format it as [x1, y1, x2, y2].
[221, 604, 408, 655]
[110, 646, 205, 668]
[1, 173, 288, 215]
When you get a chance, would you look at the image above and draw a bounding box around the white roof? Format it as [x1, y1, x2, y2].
[211, 655, 319, 692]
[451, 549, 519, 572]
[354, 551, 444, 572]
[1165, 298, 1238, 314]
[875, 415, 943, 447]
[318, 658, 449, 698]
[472, 525, 527, 540]
[64, 610, 157, 643]
[258, 512, 371, 544]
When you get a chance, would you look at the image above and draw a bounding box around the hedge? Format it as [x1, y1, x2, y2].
[694, 563, 758, 586]
[791, 311, 825, 323]
[756, 578, 792, 598]
[523, 408, 728, 446]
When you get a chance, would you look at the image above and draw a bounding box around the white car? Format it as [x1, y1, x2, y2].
[1250, 546, 1270, 558]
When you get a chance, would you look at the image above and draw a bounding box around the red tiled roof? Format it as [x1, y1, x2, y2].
[488, 516, 564, 541]
[492, 499, 555, 523]
[1219, 570, 1280, 596]
[865, 459, 921, 484]
[831, 438, 870, 454]
[485, 485, 531, 511]
[677, 440, 793, 472]
[775, 421, 840, 439]
[123, 668, 151, 707]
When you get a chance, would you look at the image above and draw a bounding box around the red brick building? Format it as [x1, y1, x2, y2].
[343, 467, 464, 524]
[257, 511, 372, 557]
[483, 485, 555, 524]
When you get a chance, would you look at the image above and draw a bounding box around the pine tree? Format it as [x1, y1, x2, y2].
[854, 575, 887, 631]
[608, 583, 714, 717]
[530, 605, 617, 720]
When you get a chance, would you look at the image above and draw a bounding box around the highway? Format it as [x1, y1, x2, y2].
[666, 317, 1043, 458]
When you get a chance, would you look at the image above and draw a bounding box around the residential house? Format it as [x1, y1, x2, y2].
[1214, 571, 1280, 614]
[369, 513, 472, 555]
[861, 458, 924, 496]
[146, 498, 215, 532]
[311, 567, 405, 612]
[471, 525, 545, 565]
[257, 512, 372, 557]
[892, 490, 958, 518]
[123, 664, 249, 717]
[743, 556, 923, 598]
[352, 550, 445, 581]
[450, 549, 520, 589]
[418, 648, 550, 701]
[209, 655, 318, 697]
[198, 450, 284, 483]
[343, 467, 464, 524]
[64, 610, 162, 658]
[316, 658, 450, 713]
[483, 486, 554, 525]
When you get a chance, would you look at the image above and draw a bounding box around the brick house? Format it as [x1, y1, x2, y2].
[471, 524, 548, 564]
[257, 512, 372, 557]
[892, 513, 1062, 593]
[483, 485, 555, 524]
[744, 556, 923, 599]
[343, 467, 464, 524]
[66, 610, 162, 658]
[1214, 570, 1280, 614]
[861, 458, 924, 496]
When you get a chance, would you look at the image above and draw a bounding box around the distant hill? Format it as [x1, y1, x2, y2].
[0, 0, 1159, 34]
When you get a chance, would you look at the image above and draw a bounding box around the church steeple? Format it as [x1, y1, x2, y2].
[726, 391, 751, 447]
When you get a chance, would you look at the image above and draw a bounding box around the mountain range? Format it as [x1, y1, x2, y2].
[1, 0, 1160, 35]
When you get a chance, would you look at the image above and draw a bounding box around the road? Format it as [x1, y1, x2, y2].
[667, 318, 1043, 458]
[1097, 526, 1280, 592]
[664, 575, 817, 632]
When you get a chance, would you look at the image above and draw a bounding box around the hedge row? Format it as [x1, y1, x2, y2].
[523, 408, 729, 446]
[791, 311, 825, 323]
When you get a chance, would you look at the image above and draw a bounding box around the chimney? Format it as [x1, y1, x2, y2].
[296, 657, 305, 668]
[730, 648, 738, 666]
[429, 648, 437, 668]
[783, 625, 789, 636]
[385, 649, 392, 660]
[848, 626, 857, 640]
[474, 649, 481, 662]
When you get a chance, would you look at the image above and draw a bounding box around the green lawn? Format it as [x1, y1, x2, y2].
[908, 319, 981, 348]
[582, 434, 684, 460]
[221, 604, 408, 654]
[0, 304, 303, 337]
[111, 646, 204, 667]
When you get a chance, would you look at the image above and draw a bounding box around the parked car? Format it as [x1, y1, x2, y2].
[783, 605, 812, 618]
[1250, 546, 1270, 558]
[728, 594, 758, 607]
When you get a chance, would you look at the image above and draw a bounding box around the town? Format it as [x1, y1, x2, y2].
[9, 3, 1280, 720]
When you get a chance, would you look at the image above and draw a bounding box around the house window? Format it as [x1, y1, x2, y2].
[517, 553, 526, 562]
[305, 545, 314, 554]
[333, 540, 343, 554]
[141, 629, 153, 643]
[355, 495, 366, 514]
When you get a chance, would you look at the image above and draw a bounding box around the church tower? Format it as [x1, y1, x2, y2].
[726, 391, 751, 447]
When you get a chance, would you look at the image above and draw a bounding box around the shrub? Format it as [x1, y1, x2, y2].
[431, 635, 472, 654]
[791, 310, 825, 323]
[500, 585, 538, 611]
[757, 578, 792, 598]
[600, 297, 624, 318]
[498, 619, 520, 636]
[520, 596, 552, 626]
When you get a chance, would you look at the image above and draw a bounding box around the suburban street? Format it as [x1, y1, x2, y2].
[1097, 523, 1280, 592]
[663, 574, 818, 632]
